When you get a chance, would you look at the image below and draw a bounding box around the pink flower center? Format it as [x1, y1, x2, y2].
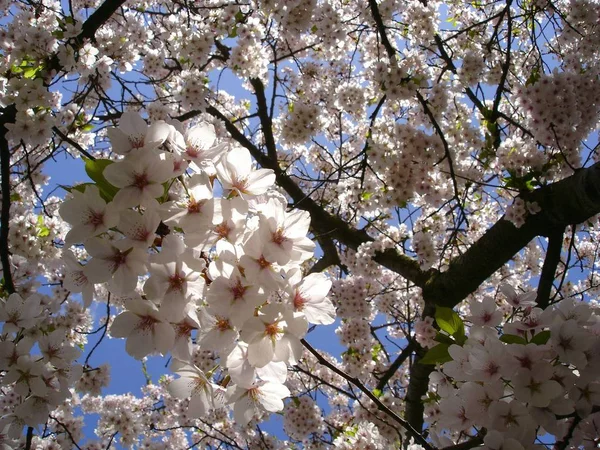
[132, 172, 150, 190]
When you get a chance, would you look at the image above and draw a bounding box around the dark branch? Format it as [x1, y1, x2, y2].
[301, 339, 434, 450]
[375, 339, 416, 391]
[536, 229, 564, 309]
[0, 104, 17, 295]
[424, 161, 600, 309]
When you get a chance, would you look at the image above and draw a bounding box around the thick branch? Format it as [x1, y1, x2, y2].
[0, 105, 16, 295]
[536, 229, 564, 309]
[424, 162, 600, 308]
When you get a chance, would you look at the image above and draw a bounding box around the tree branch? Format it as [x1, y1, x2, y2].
[536, 228, 564, 309]
[375, 339, 416, 391]
[424, 161, 600, 309]
[301, 339, 434, 450]
[0, 104, 16, 295]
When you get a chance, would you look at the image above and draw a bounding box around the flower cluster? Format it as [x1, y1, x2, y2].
[58, 113, 335, 427]
[427, 291, 600, 448]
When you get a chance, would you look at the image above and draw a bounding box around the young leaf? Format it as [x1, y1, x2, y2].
[531, 330, 551, 345]
[500, 334, 527, 345]
[419, 343, 452, 365]
[84, 158, 119, 201]
[435, 306, 465, 338]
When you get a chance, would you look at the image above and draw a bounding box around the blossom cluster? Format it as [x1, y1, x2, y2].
[426, 288, 600, 449]
[57, 113, 335, 428]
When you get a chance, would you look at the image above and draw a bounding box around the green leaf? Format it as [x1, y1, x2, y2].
[10, 193, 21, 202]
[80, 123, 94, 132]
[419, 343, 452, 365]
[292, 397, 301, 407]
[84, 158, 119, 201]
[372, 388, 383, 398]
[36, 215, 51, 238]
[23, 67, 39, 79]
[435, 306, 465, 338]
[434, 332, 455, 345]
[500, 334, 527, 345]
[360, 192, 373, 201]
[530, 330, 551, 345]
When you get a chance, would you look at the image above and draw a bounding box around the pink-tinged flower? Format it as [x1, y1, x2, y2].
[106, 112, 170, 155]
[240, 304, 308, 368]
[62, 250, 95, 307]
[499, 283, 537, 309]
[483, 430, 525, 450]
[488, 400, 534, 436]
[437, 397, 472, 431]
[287, 270, 335, 325]
[59, 185, 119, 246]
[110, 297, 175, 359]
[83, 238, 148, 296]
[103, 149, 173, 209]
[502, 343, 552, 376]
[460, 380, 503, 420]
[197, 309, 239, 356]
[119, 209, 161, 249]
[0, 337, 34, 369]
[168, 360, 214, 418]
[570, 373, 600, 418]
[226, 342, 288, 387]
[168, 121, 226, 166]
[163, 173, 216, 235]
[467, 296, 503, 327]
[239, 235, 284, 292]
[468, 340, 505, 382]
[2, 355, 47, 397]
[512, 307, 554, 332]
[512, 363, 562, 407]
[144, 258, 205, 322]
[258, 199, 314, 265]
[443, 344, 472, 381]
[206, 268, 264, 328]
[550, 319, 591, 368]
[227, 380, 290, 426]
[0, 293, 41, 334]
[38, 330, 81, 369]
[205, 197, 248, 246]
[216, 146, 275, 198]
[172, 308, 201, 362]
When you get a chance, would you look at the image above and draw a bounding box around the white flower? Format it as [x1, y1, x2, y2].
[110, 297, 175, 359]
[83, 238, 148, 296]
[59, 185, 119, 246]
[106, 112, 170, 155]
[240, 304, 308, 368]
[168, 121, 225, 166]
[499, 283, 537, 309]
[227, 380, 290, 426]
[103, 150, 173, 209]
[467, 296, 503, 327]
[258, 199, 314, 265]
[119, 209, 161, 248]
[168, 360, 214, 418]
[216, 146, 275, 198]
[550, 319, 590, 368]
[62, 250, 95, 307]
[287, 270, 335, 325]
[0, 293, 40, 334]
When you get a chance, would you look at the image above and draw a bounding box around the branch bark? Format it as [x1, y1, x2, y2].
[0, 104, 17, 295]
[424, 163, 600, 309]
